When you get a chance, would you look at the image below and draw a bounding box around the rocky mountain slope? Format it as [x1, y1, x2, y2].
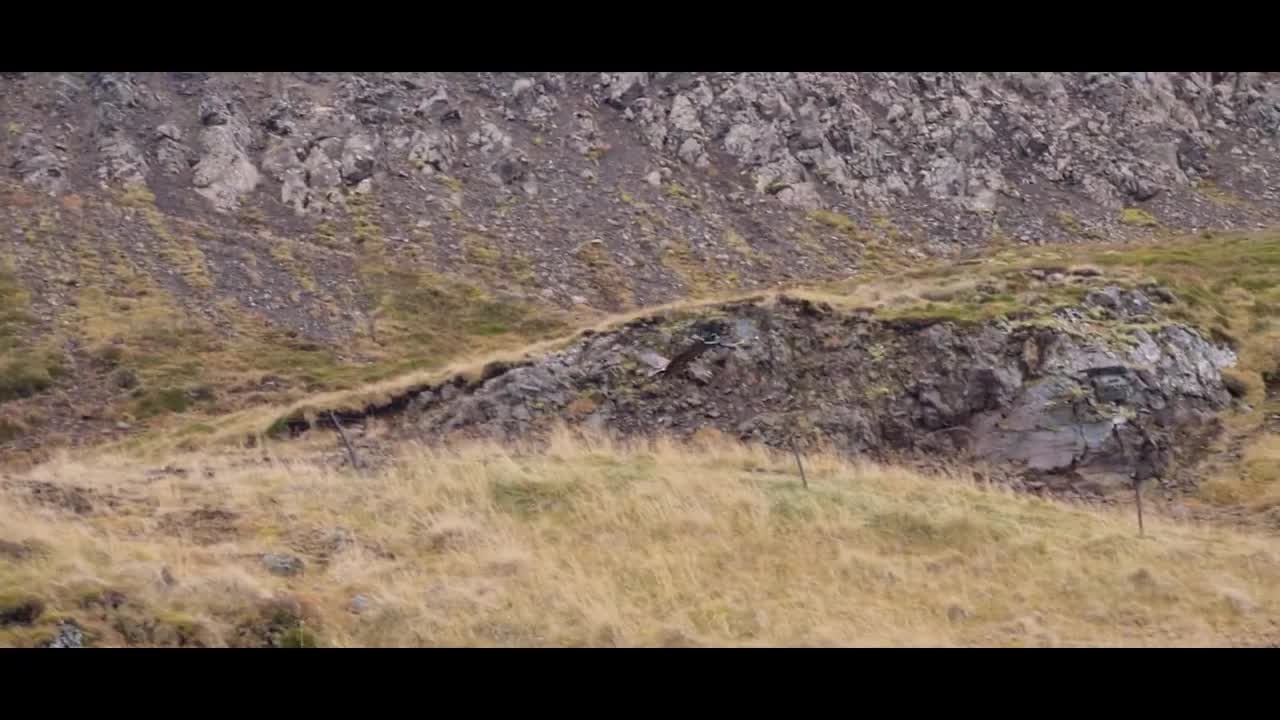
[2, 72, 1279, 472]
[6, 72, 1280, 314]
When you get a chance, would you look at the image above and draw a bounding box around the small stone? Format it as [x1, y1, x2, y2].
[261, 553, 305, 577]
[946, 604, 972, 623]
[1084, 286, 1122, 310]
[645, 170, 662, 187]
[116, 421, 132, 431]
[688, 365, 714, 384]
[349, 595, 372, 615]
[155, 123, 182, 142]
[635, 351, 670, 371]
[580, 169, 596, 181]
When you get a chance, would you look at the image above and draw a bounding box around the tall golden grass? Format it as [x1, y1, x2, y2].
[3, 428, 1278, 647]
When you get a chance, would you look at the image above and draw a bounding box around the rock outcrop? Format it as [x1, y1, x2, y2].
[397, 287, 1234, 496]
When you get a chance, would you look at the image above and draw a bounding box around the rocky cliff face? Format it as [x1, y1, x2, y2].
[4, 72, 1280, 314]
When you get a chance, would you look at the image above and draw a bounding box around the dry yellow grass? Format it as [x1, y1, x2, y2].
[3, 428, 1278, 647]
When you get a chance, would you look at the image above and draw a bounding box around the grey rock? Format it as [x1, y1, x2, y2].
[45, 621, 85, 648]
[1092, 374, 1131, 403]
[634, 350, 670, 371]
[1118, 290, 1154, 317]
[198, 96, 230, 126]
[155, 123, 182, 142]
[1084, 287, 1122, 310]
[340, 133, 378, 185]
[408, 130, 456, 174]
[467, 122, 511, 154]
[605, 73, 648, 108]
[96, 134, 148, 185]
[261, 553, 305, 577]
[192, 113, 260, 211]
[10, 132, 68, 194]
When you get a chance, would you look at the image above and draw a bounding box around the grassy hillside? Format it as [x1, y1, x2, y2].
[2, 430, 1277, 647]
[86, 229, 1280, 528]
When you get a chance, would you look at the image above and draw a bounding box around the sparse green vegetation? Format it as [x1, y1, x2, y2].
[665, 182, 691, 200]
[575, 241, 633, 309]
[239, 206, 268, 228]
[810, 209, 858, 233]
[457, 234, 534, 289]
[1051, 210, 1101, 239]
[367, 266, 568, 361]
[436, 174, 464, 194]
[462, 234, 502, 266]
[722, 229, 764, 264]
[118, 183, 156, 209]
[143, 208, 214, 290]
[661, 239, 723, 297]
[131, 387, 193, 418]
[1197, 180, 1252, 209]
[313, 220, 339, 246]
[346, 192, 383, 246]
[1119, 208, 1159, 228]
[0, 259, 62, 402]
[267, 241, 319, 293]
